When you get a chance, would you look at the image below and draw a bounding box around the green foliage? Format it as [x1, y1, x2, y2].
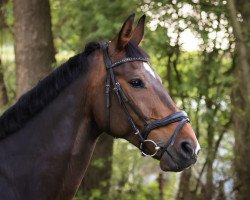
[0, 44, 15, 105]
[50, 0, 144, 52]
[0, 0, 13, 42]
[0, 0, 15, 105]
[139, 1, 234, 198]
[109, 140, 176, 200]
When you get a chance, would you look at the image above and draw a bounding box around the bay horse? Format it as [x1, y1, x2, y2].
[0, 14, 200, 200]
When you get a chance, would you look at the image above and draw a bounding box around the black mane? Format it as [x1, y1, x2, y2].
[0, 42, 101, 139]
[0, 41, 148, 139]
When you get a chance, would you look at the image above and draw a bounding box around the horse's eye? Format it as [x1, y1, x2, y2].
[129, 79, 145, 88]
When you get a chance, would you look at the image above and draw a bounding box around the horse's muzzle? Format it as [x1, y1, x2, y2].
[159, 140, 200, 172]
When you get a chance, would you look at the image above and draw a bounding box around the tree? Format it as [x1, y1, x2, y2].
[13, 0, 55, 97]
[226, 0, 250, 199]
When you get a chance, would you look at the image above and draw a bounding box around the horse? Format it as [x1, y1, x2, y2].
[0, 14, 200, 200]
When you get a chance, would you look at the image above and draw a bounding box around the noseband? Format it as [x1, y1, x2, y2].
[102, 44, 190, 157]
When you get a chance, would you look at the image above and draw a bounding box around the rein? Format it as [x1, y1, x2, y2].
[102, 44, 190, 157]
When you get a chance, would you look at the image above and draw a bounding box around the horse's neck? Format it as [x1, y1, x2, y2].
[0, 75, 99, 200]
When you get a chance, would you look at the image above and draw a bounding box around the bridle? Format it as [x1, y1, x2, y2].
[102, 43, 190, 157]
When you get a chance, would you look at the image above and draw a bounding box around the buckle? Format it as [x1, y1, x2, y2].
[105, 84, 110, 94]
[114, 82, 121, 91]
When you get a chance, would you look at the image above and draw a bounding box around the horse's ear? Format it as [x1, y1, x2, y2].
[110, 13, 135, 51]
[130, 15, 146, 46]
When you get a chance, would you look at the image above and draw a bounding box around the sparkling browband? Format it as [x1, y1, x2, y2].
[107, 57, 149, 69]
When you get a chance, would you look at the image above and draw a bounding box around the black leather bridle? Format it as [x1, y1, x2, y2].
[102, 43, 190, 157]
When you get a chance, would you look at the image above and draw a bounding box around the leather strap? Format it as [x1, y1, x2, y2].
[142, 111, 189, 139]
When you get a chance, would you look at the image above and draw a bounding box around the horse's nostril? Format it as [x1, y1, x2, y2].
[180, 141, 195, 158]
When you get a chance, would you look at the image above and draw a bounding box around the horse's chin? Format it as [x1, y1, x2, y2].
[159, 151, 185, 172]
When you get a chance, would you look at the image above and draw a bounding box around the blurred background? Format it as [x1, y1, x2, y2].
[0, 0, 249, 199]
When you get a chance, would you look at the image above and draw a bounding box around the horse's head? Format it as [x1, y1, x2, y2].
[92, 14, 200, 172]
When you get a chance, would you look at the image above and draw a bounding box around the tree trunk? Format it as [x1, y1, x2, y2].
[81, 134, 114, 198]
[157, 172, 165, 200]
[203, 123, 214, 200]
[226, 0, 250, 199]
[13, 0, 55, 97]
[216, 181, 226, 200]
[176, 169, 193, 200]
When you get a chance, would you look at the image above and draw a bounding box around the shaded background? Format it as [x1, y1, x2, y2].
[1, 0, 249, 199]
